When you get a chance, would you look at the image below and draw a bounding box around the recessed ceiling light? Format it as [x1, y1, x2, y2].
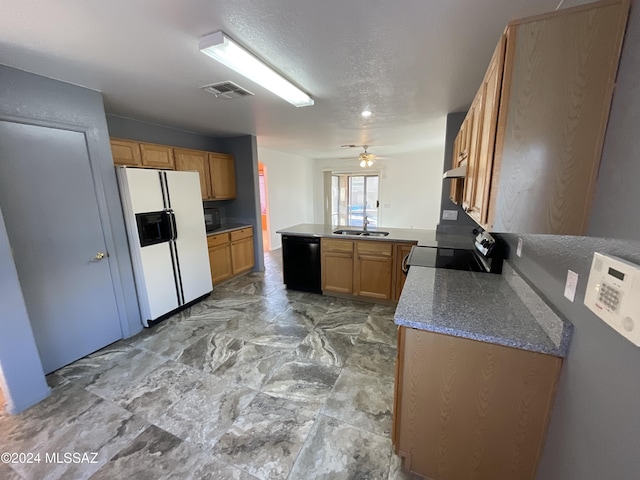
[361, 110, 372, 118]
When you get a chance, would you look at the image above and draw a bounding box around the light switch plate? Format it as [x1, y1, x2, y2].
[442, 210, 458, 221]
[564, 270, 579, 302]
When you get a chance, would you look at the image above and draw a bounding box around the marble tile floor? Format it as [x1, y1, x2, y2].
[0, 250, 419, 480]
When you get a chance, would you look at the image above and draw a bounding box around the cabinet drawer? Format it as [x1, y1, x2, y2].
[322, 238, 354, 253]
[230, 227, 253, 242]
[207, 233, 229, 247]
[356, 241, 392, 257]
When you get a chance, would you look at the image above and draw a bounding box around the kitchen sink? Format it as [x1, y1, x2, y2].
[332, 229, 389, 237]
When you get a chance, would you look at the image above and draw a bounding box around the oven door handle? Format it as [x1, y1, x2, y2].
[402, 253, 410, 274]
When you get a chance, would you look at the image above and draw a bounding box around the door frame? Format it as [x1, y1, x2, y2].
[0, 112, 134, 339]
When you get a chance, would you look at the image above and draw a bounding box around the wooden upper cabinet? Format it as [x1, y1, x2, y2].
[139, 143, 175, 169]
[110, 139, 142, 167]
[455, 0, 630, 235]
[461, 93, 483, 213]
[174, 148, 211, 199]
[465, 36, 506, 225]
[208, 153, 236, 200]
[449, 132, 464, 204]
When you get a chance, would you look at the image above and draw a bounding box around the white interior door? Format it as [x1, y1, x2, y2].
[0, 121, 122, 373]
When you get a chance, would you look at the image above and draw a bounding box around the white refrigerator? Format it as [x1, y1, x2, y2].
[117, 167, 212, 326]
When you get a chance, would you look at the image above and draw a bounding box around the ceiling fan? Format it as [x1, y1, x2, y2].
[340, 145, 386, 168]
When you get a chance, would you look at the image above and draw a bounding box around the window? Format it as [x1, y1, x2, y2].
[331, 174, 379, 227]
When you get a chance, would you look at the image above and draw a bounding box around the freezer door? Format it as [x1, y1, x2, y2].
[121, 168, 165, 213]
[165, 170, 213, 302]
[139, 242, 180, 320]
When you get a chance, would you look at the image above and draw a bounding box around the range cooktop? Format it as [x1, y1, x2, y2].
[405, 229, 502, 274]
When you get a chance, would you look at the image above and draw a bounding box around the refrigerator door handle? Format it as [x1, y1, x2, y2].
[166, 209, 178, 241]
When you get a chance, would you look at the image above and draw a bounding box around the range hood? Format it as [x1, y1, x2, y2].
[442, 163, 467, 179]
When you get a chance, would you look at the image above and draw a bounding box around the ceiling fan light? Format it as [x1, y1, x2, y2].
[367, 159, 374, 167]
[360, 159, 367, 168]
[199, 31, 314, 107]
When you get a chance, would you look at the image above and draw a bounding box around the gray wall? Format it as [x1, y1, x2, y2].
[438, 111, 479, 233]
[495, 4, 640, 479]
[220, 135, 265, 272]
[106, 114, 223, 152]
[0, 65, 142, 412]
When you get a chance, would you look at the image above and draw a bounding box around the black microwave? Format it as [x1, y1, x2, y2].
[204, 207, 221, 232]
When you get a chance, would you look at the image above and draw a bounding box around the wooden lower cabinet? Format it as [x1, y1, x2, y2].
[207, 227, 254, 284]
[209, 245, 232, 284]
[393, 326, 562, 480]
[230, 227, 255, 275]
[353, 241, 393, 299]
[321, 239, 354, 294]
[392, 243, 415, 301]
[321, 238, 416, 302]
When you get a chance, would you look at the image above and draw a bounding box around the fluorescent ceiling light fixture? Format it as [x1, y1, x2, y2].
[199, 31, 314, 107]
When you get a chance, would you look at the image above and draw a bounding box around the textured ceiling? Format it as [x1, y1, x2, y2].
[0, 0, 585, 160]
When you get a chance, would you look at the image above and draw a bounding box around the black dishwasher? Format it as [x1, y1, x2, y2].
[282, 235, 321, 294]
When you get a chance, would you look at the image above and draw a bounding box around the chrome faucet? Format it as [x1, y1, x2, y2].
[363, 215, 369, 231]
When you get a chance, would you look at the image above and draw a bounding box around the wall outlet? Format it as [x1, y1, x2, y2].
[564, 270, 579, 302]
[442, 210, 458, 221]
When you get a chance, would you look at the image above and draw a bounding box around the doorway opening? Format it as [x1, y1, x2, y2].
[331, 173, 379, 227]
[258, 162, 270, 251]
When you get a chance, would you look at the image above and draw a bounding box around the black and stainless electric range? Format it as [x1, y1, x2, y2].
[404, 229, 503, 274]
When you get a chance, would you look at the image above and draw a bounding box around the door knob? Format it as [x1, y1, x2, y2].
[94, 252, 107, 260]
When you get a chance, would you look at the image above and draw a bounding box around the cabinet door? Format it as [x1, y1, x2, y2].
[321, 252, 354, 294]
[209, 153, 237, 199]
[393, 243, 414, 301]
[110, 139, 141, 166]
[467, 37, 506, 225]
[209, 243, 232, 285]
[174, 148, 211, 199]
[462, 92, 483, 212]
[449, 132, 464, 204]
[490, 3, 628, 234]
[140, 143, 175, 169]
[231, 236, 255, 274]
[395, 327, 562, 480]
[354, 241, 393, 299]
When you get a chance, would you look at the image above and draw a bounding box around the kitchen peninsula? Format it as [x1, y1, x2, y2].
[276, 223, 475, 302]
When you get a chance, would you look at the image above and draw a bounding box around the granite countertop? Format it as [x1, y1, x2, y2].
[207, 223, 252, 236]
[276, 223, 474, 248]
[394, 263, 573, 357]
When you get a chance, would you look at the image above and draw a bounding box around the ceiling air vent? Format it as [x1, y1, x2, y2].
[201, 81, 254, 99]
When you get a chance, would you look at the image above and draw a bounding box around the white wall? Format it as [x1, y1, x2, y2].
[312, 144, 445, 230]
[257, 146, 315, 250]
